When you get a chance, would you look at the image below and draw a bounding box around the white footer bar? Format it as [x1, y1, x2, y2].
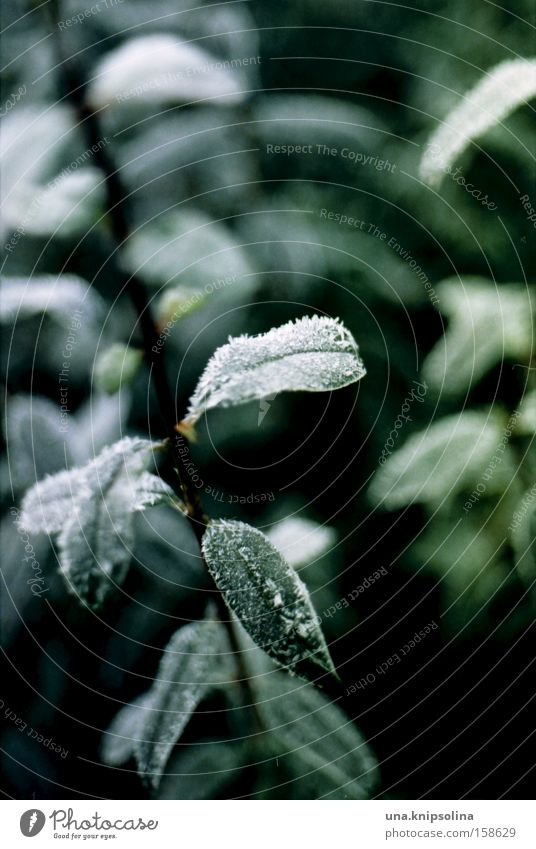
[3, 800, 534, 848]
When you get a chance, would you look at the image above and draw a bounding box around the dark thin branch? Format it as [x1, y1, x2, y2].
[44, 0, 207, 540]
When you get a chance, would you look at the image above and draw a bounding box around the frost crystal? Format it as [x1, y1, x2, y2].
[202, 520, 336, 680]
[421, 59, 536, 186]
[185, 315, 365, 426]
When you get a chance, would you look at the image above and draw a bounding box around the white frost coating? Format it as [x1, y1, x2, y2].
[88, 35, 247, 109]
[0, 275, 104, 326]
[255, 669, 380, 799]
[185, 315, 365, 426]
[18, 437, 174, 608]
[422, 278, 532, 397]
[135, 619, 234, 791]
[368, 412, 513, 510]
[202, 519, 336, 680]
[421, 59, 536, 186]
[131, 471, 178, 512]
[266, 517, 337, 569]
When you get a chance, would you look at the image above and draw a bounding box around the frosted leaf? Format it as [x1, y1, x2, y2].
[185, 316, 365, 427]
[18, 437, 174, 608]
[202, 520, 336, 680]
[4, 395, 73, 492]
[135, 619, 234, 791]
[1, 275, 105, 381]
[157, 740, 244, 800]
[253, 94, 382, 149]
[422, 278, 533, 397]
[123, 209, 252, 291]
[266, 517, 337, 569]
[421, 59, 536, 186]
[88, 35, 247, 109]
[9, 169, 105, 238]
[369, 411, 515, 510]
[18, 467, 86, 535]
[0, 106, 72, 240]
[0, 275, 104, 327]
[131, 472, 178, 512]
[5, 391, 133, 486]
[100, 692, 153, 767]
[254, 668, 379, 799]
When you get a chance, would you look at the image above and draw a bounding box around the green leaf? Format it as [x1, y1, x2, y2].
[15, 169, 105, 239]
[422, 278, 533, 396]
[421, 58, 536, 186]
[0, 105, 71, 241]
[100, 692, 152, 767]
[369, 411, 515, 510]
[157, 741, 245, 800]
[202, 520, 336, 680]
[0, 275, 106, 381]
[4, 396, 73, 491]
[123, 209, 252, 292]
[266, 517, 337, 570]
[516, 389, 536, 437]
[18, 437, 176, 608]
[255, 668, 379, 799]
[94, 343, 143, 395]
[184, 315, 365, 427]
[253, 94, 382, 151]
[0, 105, 105, 239]
[0, 274, 104, 327]
[413, 513, 510, 632]
[134, 619, 234, 791]
[88, 34, 247, 109]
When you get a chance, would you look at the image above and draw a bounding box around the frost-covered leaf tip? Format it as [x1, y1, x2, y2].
[202, 520, 336, 681]
[421, 58, 536, 186]
[183, 315, 365, 429]
[135, 618, 234, 791]
[18, 437, 178, 608]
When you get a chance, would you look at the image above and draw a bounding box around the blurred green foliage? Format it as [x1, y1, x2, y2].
[1, 0, 534, 800]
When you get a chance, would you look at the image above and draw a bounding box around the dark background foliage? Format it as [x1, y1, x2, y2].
[1, 0, 535, 799]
